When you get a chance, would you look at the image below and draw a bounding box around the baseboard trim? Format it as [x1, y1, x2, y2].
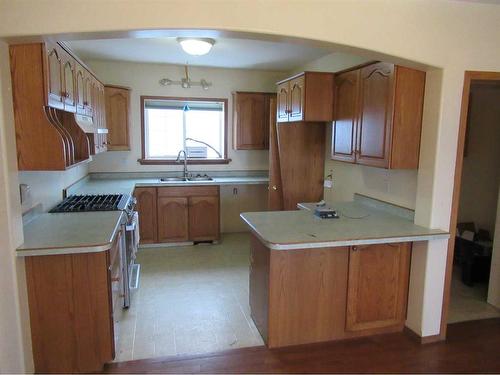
[403, 326, 444, 344]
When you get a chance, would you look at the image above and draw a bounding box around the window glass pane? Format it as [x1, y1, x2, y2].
[145, 108, 183, 158]
[185, 110, 224, 158]
[143, 98, 225, 160]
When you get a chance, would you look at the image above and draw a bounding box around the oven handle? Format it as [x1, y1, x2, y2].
[126, 221, 136, 231]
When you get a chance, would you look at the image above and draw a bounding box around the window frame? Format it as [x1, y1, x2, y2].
[138, 95, 230, 165]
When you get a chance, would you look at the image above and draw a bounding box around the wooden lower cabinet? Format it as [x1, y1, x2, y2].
[188, 196, 220, 241]
[25, 237, 121, 373]
[135, 187, 158, 244]
[157, 196, 189, 242]
[346, 242, 412, 332]
[249, 233, 412, 348]
[137, 186, 220, 244]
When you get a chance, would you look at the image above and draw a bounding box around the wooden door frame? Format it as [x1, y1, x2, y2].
[439, 70, 500, 340]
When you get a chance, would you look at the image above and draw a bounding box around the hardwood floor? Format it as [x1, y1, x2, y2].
[105, 318, 500, 373]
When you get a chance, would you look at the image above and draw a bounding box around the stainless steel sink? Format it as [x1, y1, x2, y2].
[159, 177, 188, 182]
[188, 176, 214, 182]
[159, 175, 214, 183]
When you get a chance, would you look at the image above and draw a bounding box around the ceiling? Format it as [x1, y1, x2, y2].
[66, 37, 333, 71]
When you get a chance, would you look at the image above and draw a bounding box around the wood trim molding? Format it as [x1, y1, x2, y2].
[137, 158, 231, 165]
[139, 95, 229, 163]
[439, 70, 500, 340]
[403, 326, 442, 345]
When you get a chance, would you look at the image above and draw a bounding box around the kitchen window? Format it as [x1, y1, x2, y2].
[139, 96, 229, 164]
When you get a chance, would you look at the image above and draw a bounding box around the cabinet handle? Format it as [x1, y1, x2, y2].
[352, 246, 358, 251]
[272, 185, 278, 191]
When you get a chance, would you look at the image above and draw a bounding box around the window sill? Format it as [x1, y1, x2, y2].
[138, 158, 232, 165]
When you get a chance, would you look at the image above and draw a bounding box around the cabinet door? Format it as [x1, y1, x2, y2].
[157, 197, 189, 242]
[332, 69, 359, 163]
[45, 44, 64, 110]
[188, 196, 219, 241]
[356, 62, 394, 168]
[268, 96, 284, 211]
[84, 75, 93, 116]
[276, 82, 289, 122]
[346, 242, 411, 332]
[135, 187, 158, 244]
[249, 234, 270, 344]
[105, 86, 131, 150]
[62, 57, 76, 113]
[75, 69, 85, 114]
[233, 92, 269, 150]
[288, 75, 305, 122]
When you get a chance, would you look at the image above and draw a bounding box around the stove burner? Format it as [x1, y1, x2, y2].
[49, 194, 129, 213]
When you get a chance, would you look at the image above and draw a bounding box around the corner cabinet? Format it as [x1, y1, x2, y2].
[105, 85, 131, 151]
[276, 72, 334, 123]
[233, 92, 275, 150]
[332, 62, 426, 169]
[136, 186, 220, 244]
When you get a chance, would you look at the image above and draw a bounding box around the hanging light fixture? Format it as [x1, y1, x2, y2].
[177, 38, 215, 56]
[159, 65, 212, 90]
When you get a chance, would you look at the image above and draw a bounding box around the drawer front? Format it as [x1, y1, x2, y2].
[157, 185, 219, 197]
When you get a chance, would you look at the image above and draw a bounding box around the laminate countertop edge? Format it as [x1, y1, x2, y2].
[16, 211, 124, 257]
[240, 201, 450, 251]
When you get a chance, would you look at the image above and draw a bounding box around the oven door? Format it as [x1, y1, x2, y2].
[125, 211, 140, 291]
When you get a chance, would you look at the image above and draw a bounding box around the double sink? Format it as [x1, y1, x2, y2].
[159, 175, 214, 183]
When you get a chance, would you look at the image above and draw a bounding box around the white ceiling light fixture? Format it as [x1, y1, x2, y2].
[177, 38, 215, 56]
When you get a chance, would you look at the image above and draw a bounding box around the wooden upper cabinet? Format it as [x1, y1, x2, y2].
[356, 62, 395, 168]
[288, 75, 305, 122]
[45, 43, 64, 110]
[276, 82, 289, 123]
[75, 68, 85, 114]
[332, 69, 359, 163]
[346, 242, 411, 332]
[105, 85, 131, 151]
[276, 72, 334, 123]
[157, 196, 189, 242]
[233, 92, 274, 150]
[188, 195, 220, 242]
[331, 62, 425, 169]
[135, 187, 158, 244]
[61, 54, 76, 113]
[84, 75, 93, 116]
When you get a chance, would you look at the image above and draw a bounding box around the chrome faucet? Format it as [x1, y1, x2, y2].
[176, 150, 189, 180]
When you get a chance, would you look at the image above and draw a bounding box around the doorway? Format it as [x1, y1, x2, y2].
[443, 72, 500, 329]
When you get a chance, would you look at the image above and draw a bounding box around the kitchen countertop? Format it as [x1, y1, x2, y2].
[17, 211, 124, 257]
[17, 174, 268, 256]
[70, 176, 269, 196]
[240, 200, 449, 250]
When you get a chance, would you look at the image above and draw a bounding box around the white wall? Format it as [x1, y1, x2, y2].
[1, 0, 500, 370]
[86, 59, 286, 173]
[0, 41, 32, 373]
[457, 85, 500, 236]
[18, 165, 89, 213]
